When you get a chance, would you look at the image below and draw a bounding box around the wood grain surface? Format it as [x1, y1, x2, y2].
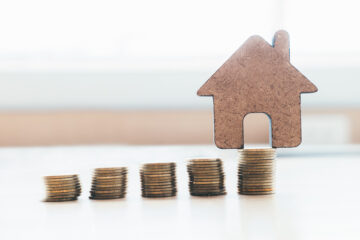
[198, 30, 318, 149]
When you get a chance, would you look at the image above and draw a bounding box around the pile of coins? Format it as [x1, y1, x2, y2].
[238, 148, 276, 195]
[90, 167, 128, 200]
[187, 159, 226, 196]
[44, 175, 81, 202]
[42, 150, 278, 202]
[140, 163, 177, 198]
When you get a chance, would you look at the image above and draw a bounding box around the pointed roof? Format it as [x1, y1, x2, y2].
[198, 30, 318, 97]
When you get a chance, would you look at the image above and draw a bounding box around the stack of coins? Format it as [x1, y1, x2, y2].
[44, 175, 81, 202]
[140, 163, 177, 198]
[187, 159, 226, 196]
[89, 167, 128, 200]
[238, 148, 276, 195]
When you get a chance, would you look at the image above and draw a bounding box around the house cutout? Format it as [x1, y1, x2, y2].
[197, 30, 318, 149]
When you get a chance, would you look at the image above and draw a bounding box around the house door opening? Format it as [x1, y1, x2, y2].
[243, 113, 272, 148]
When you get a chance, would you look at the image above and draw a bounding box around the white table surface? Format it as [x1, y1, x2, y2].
[0, 144, 360, 240]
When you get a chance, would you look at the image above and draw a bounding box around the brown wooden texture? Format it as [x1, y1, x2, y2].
[197, 30, 318, 149]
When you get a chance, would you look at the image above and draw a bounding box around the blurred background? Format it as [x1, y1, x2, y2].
[0, 0, 358, 146]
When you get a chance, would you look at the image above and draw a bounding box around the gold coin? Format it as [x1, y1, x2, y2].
[44, 175, 77, 179]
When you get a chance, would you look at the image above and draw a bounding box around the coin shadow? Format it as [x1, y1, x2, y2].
[141, 195, 177, 201]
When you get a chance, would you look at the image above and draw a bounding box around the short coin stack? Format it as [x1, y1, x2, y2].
[238, 148, 276, 195]
[89, 167, 128, 200]
[44, 174, 81, 202]
[140, 163, 177, 198]
[187, 159, 226, 196]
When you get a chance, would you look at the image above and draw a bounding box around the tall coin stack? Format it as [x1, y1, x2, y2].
[187, 159, 226, 196]
[238, 148, 276, 195]
[140, 163, 177, 198]
[44, 174, 81, 202]
[89, 167, 128, 200]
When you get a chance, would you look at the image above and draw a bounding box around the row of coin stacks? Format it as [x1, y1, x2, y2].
[43, 149, 276, 201]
